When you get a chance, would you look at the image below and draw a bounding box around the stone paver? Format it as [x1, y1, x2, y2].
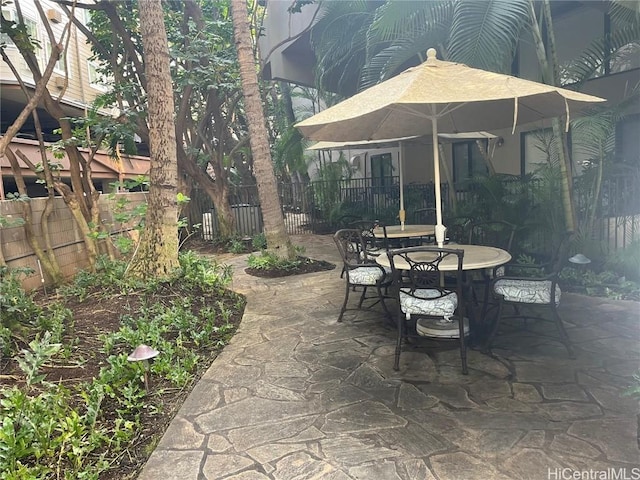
[138, 234, 640, 480]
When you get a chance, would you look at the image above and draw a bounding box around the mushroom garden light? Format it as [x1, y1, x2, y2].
[127, 344, 160, 390]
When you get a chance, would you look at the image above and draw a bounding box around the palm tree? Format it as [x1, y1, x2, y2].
[128, 0, 180, 277]
[231, 0, 295, 259]
[308, 0, 638, 234]
[310, 0, 529, 96]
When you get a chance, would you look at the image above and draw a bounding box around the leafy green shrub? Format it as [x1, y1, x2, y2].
[247, 250, 281, 270]
[227, 237, 248, 253]
[0, 267, 71, 351]
[559, 266, 640, 301]
[252, 232, 267, 250]
[0, 267, 41, 330]
[604, 240, 640, 282]
[58, 255, 137, 301]
[0, 333, 112, 479]
[177, 250, 232, 290]
[0, 249, 245, 478]
[247, 247, 306, 271]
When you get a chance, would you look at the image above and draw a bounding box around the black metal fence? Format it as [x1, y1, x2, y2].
[187, 175, 640, 252]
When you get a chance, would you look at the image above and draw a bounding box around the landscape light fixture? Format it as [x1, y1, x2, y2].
[569, 254, 591, 265]
[127, 344, 159, 390]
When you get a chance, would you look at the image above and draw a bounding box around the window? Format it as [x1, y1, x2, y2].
[76, 6, 91, 26]
[452, 141, 488, 185]
[521, 128, 575, 175]
[1, 11, 40, 73]
[616, 115, 640, 166]
[0, 8, 16, 46]
[521, 129, 554, 175]
[607, 13, 640, 75]
[370, 153, 393, 188]
[1, 9, 37, 50]
[45, 41, 67, 74]
[610, 42, 640, 74]
[87, 60, 110, 91]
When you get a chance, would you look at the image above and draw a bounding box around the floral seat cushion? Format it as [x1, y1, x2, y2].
[348, 266, 387, 285]
[493, 279, 561, 305]
[399, 288, 458, 321]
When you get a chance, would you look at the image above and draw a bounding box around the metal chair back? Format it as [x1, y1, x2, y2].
[467, 220, 517, 251]
[333, 228, 367, 267]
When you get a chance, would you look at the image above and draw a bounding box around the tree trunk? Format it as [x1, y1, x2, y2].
[128, 0, 179, 278]
[475, 139, 497, 176]
[528, 0, 576, 233]
[231, 0, 294, 259]
[176, 146, 235, 238]
[5, 148, 64, 285]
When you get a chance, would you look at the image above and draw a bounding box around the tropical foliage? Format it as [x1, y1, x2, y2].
[0, 253, 244, 479]
[310, 0, 531, 96]
[306, 0, 639, 237]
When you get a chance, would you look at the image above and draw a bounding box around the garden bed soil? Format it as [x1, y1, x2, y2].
[1, 280, 244, 479]
[245, 256, 336, 278]
[1, 245, 335, 478]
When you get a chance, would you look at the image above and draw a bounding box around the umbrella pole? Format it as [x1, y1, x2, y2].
[431, 118, 445, 247]
[399, 142, 405, 230]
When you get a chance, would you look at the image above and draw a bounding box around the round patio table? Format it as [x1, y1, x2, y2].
[373, 224, 435, 239]
[376, 244, 512, 338]
[375, 244, 511, 271]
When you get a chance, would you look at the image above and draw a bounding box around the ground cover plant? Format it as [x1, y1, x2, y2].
[186, 235, 336, 278]
[0, 252, 245, 479]
[246, 248, 335, 278]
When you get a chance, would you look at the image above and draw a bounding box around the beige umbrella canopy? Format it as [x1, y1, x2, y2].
[296, 48, 606, 246]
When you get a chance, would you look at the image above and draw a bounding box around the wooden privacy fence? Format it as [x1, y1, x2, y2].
[0, 192, 146, 291]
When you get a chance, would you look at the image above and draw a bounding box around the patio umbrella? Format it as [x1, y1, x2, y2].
[306, 132, 496, 230]
[296, 48, 606, 246]
[307, 135, 418, 229]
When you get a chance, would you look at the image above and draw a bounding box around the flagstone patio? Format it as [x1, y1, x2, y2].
[138, 234, 639, 480]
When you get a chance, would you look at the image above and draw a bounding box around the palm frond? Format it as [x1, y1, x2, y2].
[571, 112, 617, 161]
[608, 0, 640, 28]
[366, 0, 452, 44]
[273, 125, 307, 174]
[359, 30, 445, 89]
[448, 0, 528, 72]
[571, 83, 640, 160]
[561, 23, 640, 87]
[310, 1, 379, 95]
[359, 1, 452, 89]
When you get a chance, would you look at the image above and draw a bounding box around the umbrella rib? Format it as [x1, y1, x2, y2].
[370, 109, 395, 140]
[399, 102, 469, 125]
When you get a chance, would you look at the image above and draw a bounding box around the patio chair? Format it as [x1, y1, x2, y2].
[413, 207, 437, 225]
[466, 220, 518, 314]
[467, 220, 517, 251]
[483, 235, 574, 357]
[408, 208, 437, 245]
[349, 220, 390, 255]
[336, 220, 383, 279]
[386, 246, 469, 374]
[333, 229, 393, 322]
[444, 215, 473, 244]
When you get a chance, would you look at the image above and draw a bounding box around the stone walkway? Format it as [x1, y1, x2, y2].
[138, 235, 639, 480]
